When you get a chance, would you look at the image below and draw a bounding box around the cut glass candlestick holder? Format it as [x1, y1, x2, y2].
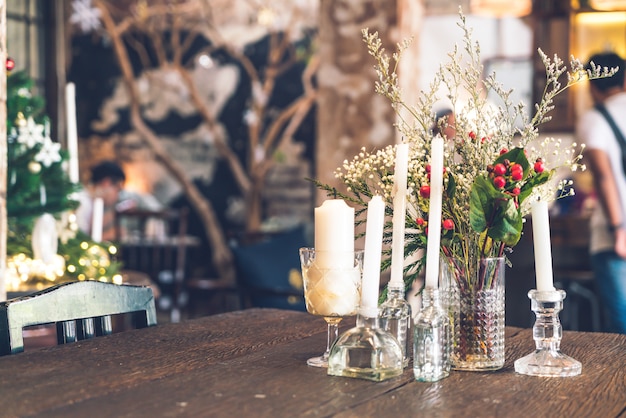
[413, 288, 450, 382]
[327, 309, 404, 382]
[379, 285, 412, 367]
[514, 289, 582, 377]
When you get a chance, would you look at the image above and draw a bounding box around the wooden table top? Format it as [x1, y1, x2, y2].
[0, 308, 624, 417]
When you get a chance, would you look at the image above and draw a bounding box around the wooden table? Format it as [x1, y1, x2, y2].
[0, 309, 624, 417]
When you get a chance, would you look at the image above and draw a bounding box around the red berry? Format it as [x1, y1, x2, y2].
[6, 57, 15, 72]
[416, 217, 425, 226]
[511, 170, 523, 181]
[500, 148, 508, 155]
[510, 163, 523, 173]
[493, 163, 506, 176]
[534, 160, 545, 173]
[468, 131, 476, 140]
[493, 176, 506, 189]
[425, 164, 431, 173]
[512, 187, 521, 196]
[419, 185, 431, 198]
[481, 136, 487, 144]
[442, 219, 454, 230]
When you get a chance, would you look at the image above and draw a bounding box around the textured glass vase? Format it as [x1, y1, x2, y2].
[442, 256, 505, 371]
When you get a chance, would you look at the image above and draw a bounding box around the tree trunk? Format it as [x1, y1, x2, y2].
[97, 2, 235, 283]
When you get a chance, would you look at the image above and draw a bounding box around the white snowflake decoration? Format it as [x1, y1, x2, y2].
[70, 0, 102, 33]
[34, 137, 62, 167]
[17, 117, 45, 149]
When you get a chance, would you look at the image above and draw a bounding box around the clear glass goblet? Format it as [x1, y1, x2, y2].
[299, 247, 363, 368]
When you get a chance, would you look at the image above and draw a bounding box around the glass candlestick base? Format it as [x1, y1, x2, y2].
[514, 289, 582, 377]
[327, 310, 404, 382]
[379, 285, 412, 368]
[413, 288, 450, 382]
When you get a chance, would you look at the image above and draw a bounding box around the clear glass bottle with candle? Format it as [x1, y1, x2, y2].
[379, 284, 412, 367]
[413, 287, 450, 382]
[327, 306, 404, 382]
[328, 195, 403, 382]
[380, 143, 412, 367]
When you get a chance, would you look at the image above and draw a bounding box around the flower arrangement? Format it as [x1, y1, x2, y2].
[314, 12, 615, 295]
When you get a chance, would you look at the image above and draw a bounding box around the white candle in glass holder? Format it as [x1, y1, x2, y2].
[531, 199, 555, 292]
[424, 136, 444, 289]
[91, 197, 104, 242]
[314, 199, 354, 269]
[390, 143, 409, 288]
[360, 195, 385, 317]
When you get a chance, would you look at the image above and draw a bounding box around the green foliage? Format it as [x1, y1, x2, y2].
[6, 70, 120, 285]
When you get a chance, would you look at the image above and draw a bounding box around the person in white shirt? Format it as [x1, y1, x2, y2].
[577, 52, 626, 333]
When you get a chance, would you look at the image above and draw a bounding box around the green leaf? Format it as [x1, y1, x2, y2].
[445, 171, 457, 199]
[470, 175, 501, 233]
[495, 147, 530, 172]
[470, 175, 523, 247]
[487, 198, 523, 246]
[519, 169, 552, 205]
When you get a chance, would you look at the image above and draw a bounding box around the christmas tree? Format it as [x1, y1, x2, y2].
[5, 60, 121, 290]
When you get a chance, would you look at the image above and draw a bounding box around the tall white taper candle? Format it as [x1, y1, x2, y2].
[531, 198, 555, 291]
[91, 197, 104, 243]
[424, 136, 445, 289]
[65, 83, 79, 184]
[389, 144, 409, 288]
[360, 195, 385, 318]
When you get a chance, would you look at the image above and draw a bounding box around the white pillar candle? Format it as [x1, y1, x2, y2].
[360, 195, 385, 318]
[531, 199, 555, 292]
[389, 143, 409, 288]
[314, 199, 354, 269]
[91, 197, 104, 243]
[424, 136, 444, 289]
[65, 83, 80, 184]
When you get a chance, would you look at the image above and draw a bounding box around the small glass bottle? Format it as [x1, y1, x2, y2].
[413, 288, 450, 382]
[327, 307, 404, 382]
[379, 284, 412, 367]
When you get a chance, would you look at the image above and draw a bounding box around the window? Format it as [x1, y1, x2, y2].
[7, 0, 63, 141]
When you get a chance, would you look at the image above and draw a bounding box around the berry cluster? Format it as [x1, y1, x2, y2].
[414, 216, 455, 234]
[486, 155, 545, 206]
[417, 161, 455, 233]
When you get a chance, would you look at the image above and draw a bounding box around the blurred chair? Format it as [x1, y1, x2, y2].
[0, 281, 156, 355]
[115, 207, 196, 323]
[229, 225, 309, 311]
[550, 214, 601, 331]
[184, 276, 240, 317]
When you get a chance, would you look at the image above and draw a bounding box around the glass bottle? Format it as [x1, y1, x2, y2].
[413, 288, 450, 382]
[327, 308, 404, 382]
[379, 284, 412, 367]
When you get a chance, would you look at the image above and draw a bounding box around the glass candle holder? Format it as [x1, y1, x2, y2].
[327, 309, 404, 382]
[514, 289, 582, 377]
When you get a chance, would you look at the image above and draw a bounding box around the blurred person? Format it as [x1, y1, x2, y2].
[576, 51, 626, 333]
[76, 160, 162, 241]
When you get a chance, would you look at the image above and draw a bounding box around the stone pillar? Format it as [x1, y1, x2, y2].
[0, 0, 6, 301]
[316, 0, 397, 203]
[397, 0, 425, 139]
